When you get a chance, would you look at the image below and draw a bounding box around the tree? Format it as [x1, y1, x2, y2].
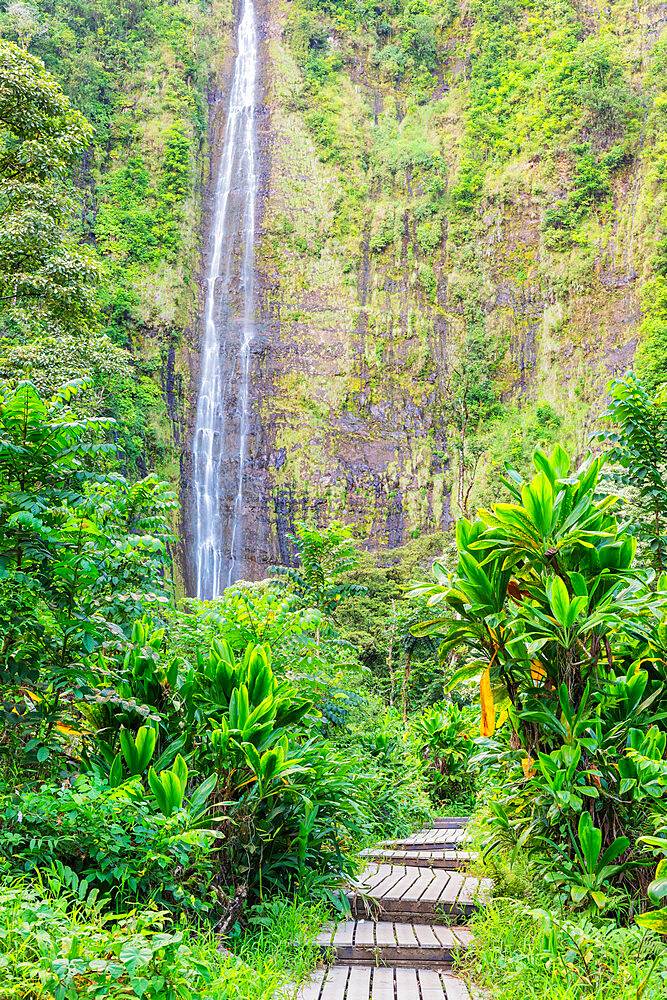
[596, 373, 667, 572]
[0, 39, 101, 336]
[441, 328, 499, 517]
[1, 2, 46, 49]
[410, 444, 667, 868]
[269, 521, 364, 616]
[0, 380, 178, 744]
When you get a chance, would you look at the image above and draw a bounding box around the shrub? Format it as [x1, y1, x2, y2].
[412, 701, 477, 806]
[0, 778, 216, 916]
[416, 217, 442, 254]
[0, 881, 235, 1000]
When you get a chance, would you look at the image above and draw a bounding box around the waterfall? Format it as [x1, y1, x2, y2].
[192, 0, 258, 599]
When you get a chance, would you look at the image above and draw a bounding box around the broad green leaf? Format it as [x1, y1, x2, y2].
[445, 661, 484, 692]
[521, 473, 554, 537]
[549, 576, 570, 627]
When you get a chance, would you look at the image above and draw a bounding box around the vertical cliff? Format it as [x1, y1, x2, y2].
[19, 0, 667, 586]
[213, 0, 665, 578]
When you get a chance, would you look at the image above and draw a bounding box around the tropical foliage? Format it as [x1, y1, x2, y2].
[6, 0, 667, 993]
[409, 388, 667, 948]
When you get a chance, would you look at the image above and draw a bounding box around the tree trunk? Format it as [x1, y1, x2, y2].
[402, 651, 411, 723]
[387, 599, 396, 705]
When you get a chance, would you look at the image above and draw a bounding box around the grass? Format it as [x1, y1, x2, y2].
[451, 813, 667, 999]
[226, 896, 328, 1000]
[465, 900, 667, 1000]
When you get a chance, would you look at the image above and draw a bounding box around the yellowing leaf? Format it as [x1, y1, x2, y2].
[480, 665, 495, 737]
[522, 756, 535, 778]
[531, 660, 546, 683]
[636, 907, 667, 933]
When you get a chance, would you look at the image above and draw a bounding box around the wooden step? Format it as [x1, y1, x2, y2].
[296, 965, 471, 999]
[432, 817, 470, 829]
[316, 919, 473, 967]
[380, 827, 471, 851]
[360, 848, 475, 869]
[347, 863, 491, 923]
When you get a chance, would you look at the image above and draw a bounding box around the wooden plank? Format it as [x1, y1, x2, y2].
[394, 923, 418, 946]
[334, 921, 356, 947]
[315, 922, 335, 946]
[355, 921, 374, 947]
[433, 817, 470, 828]
[437, 871, 465, 907]
[320, 966, 349, 1000]
[347, 967, 372, 1000]
[383, 867, 423, 902]
[442, 974, 471, 999]
[401, 869, 437, 902]
[362, 863, 402, 892]
[413, 923, 444, 947]
[364, 850, 475, 870]
[418, 969, 447, 1000]
[432, 925, 461, 948]
[457, 876, 484, 906]
[370, 865, 411, 896]
[452, 927, 474, 948]
[375, 922, 396, 946]
[371, 968, 394, 1000]
[419, 870, 454, 903]
[358, 863, 385, 889]
[395, 968, 419, 1000]
[294, 969, 326, 1000]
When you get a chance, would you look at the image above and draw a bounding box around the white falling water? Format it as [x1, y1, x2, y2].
[192, 0, 258, 599]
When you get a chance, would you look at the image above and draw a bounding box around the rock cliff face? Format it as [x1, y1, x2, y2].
[182, 0, 666, 582]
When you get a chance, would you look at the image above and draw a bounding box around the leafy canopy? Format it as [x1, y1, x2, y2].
[0, 39, 101, 336]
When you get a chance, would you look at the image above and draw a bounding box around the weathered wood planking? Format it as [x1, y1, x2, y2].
[295, 966, 471, 1000]
[347, 863, 490, 922]
[432, 817, 470, 829]
[315, 920, 472, 966]
[292, 826, 481, 1000]
[379, 827, 471, 851]
[359, 848, 475, 869]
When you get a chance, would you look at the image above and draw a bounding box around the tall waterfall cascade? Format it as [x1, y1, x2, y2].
[191, 0, 258, 599]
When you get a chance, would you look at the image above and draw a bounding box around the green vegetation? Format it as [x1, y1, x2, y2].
[409, 375, 667, 995]
[8, 0, 667, 995]
[0, 374, 432, 995]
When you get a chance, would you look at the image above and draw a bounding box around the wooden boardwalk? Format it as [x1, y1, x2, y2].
[293, 819, 481, 1000]
[348, 862, 489, 922]
[379, 827, 470, 850]
[296, 966, 470, 999]
[359, 848, 475, 869]
[316, 920, 473, 966]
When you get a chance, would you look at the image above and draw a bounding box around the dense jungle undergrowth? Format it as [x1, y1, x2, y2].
[8, 7, 667, 1000]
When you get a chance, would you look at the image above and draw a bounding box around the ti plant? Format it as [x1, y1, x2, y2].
[410, 444, 657, 730]
[193, 638, 311, 730]
[410, 443, 667, 875]
[412, 701, 476, 803]
[148, 754, 188, 817]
